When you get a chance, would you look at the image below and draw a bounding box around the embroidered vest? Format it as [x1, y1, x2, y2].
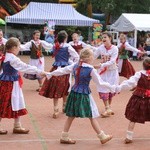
[72, 44, 83, 54]
[0, 61, 19, 81]
[133, 73, 150, 98]
[71, 65, 92, 94]
[53, 47, 70, 67]
[119, 44, 128, 59]
[30, 42, 43, 59]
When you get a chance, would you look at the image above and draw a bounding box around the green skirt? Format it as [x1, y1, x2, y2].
[65, 91, 92, 118]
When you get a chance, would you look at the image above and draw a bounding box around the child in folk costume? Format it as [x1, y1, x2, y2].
[46, 48, 114, 144]
[20, 30, 53, 91]
[69, 32, 96, 55]
[94, 32, 119, 118]
[117, 33, 143, 79]
[39, 30, 79, 119]
[0, 37, 45, 134]
[116, 57, 150, 144]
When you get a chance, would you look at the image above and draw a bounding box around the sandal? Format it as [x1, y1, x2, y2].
[107, 109, 115, 115]
[0, 129, 8, 135]
[53, 109, 59, 119]
[60, 138, 76, 144]
[101, 111, 111, 118]
[100, 135, 112, 144]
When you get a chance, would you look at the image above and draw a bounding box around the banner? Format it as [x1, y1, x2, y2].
[92, 23, 103, 46]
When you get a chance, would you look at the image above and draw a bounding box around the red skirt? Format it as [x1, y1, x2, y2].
[119, 59, 135, 79]
[39, 66, 70, 98]
[0, 81, 28, 119]
[125, 95, 150, 123]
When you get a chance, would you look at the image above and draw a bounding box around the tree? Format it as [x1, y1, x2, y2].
[76, 0, 150, 25]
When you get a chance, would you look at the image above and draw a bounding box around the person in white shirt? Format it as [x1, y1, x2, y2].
[116, 57, 150, 144]
[94, 32, 119, 118]
[20, 30, 53, 91]
[0, 37, 46, 134]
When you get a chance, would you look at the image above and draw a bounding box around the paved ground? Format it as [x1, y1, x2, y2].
[1, 55, 150, 150]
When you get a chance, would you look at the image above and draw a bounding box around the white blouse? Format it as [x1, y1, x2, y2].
[117, 42, 140, 53]
[20, 40, 53, 51]
[117, 70, 148, 92]
[4, 53, 42, 74]
[69, 41, 98, 51]
[46, 63, 115, 93]
[0, 38, 7, 45]
[94, 44, 118, 70]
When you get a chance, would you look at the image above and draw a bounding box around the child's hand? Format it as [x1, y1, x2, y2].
[46, 72, 52, 80]
[40, 71, 47, 77]
[94, 63, 101, 69]
[110, 85, 116, 93]
[115, 85, 121, 94]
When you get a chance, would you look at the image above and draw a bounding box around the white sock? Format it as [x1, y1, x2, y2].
[126, 130, 133, 140]
[61, 131, 69, 141]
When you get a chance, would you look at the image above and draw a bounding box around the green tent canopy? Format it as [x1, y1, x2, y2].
[0, 18, 5, 25]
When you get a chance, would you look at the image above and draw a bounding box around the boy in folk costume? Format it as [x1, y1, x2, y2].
[20, 30, 53, 91]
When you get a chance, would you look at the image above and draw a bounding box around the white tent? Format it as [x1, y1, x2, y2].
[5, 2, 99, 26]
[111, 13, 150, 47]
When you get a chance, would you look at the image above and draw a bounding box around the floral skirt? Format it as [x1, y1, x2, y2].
[39, 66, 70, 98]
[119, 59, 135, 79]
[125, 95, 150, 123]
[0, 81, 28, 118]
[65, 91, 92, 118]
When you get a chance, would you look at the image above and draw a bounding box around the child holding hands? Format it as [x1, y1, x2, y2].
[0, 37, 46, 134]
[46, 48, 115, 145]
[116, 57, 150, 144]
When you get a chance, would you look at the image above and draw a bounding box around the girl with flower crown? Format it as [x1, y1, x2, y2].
[116, 57, 150, 144]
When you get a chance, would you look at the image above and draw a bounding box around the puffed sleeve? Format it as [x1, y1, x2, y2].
[20, 41, 32, 51]
[10, 55, 42, 74]
[91, 68, 115, 93]
[118, 71, 141, 91]
[94, 45, 101, 59]
[68, 44, 79, 63]
[40, 40, 53, 50]
[81, 41, 98, 51]
[125, 42, 140, 53]
[46, 63, 75, 79]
